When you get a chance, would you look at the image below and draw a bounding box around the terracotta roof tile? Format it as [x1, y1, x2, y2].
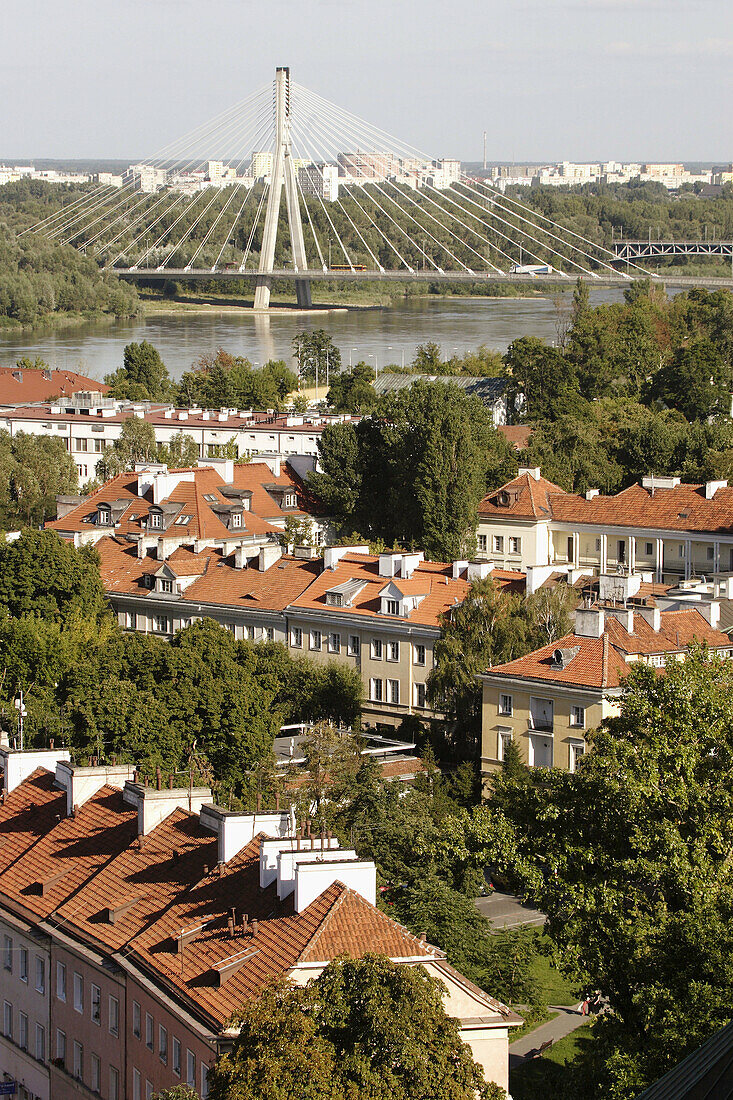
[478, 472, 568, 520]
[0, 368, 107, 405]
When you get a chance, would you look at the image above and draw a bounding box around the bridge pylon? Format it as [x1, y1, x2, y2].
[254, 67, 312, 310]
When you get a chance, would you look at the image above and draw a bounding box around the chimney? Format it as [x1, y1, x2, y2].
[294, 858, 377, 913]
[452, 560, 469, 580]
[123, 780, 212, 835]
[705, 480, 728, 500]
[199, 806, 293, 865]
[1, 747, 71, 796]
[635, 605, 661, 632]
[276, 843, 348, 899]
[53, 760, 137, 815]
[697, 601, 721, 630]
[585, 488, 600, 500]
[518, 467, 541, 481]
[574, 605, 605, 639]
[258, 544, 283, 572]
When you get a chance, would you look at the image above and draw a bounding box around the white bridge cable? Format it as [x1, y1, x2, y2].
[102, 101, 274, 267]
[467, 176, 655, 279]
[290, 147, 327, 270]
[36, 83, 274, 243]
[293, 80, 628, 277]
[288, 121, 392, 272]
[151, 104, 275, 269]
[91, 96, 273, 261]
[240, 181, 269, 271]
[298, 85, 581, 276]
[213, 184, 256, 270]
[298, 92, 504, 274]
[283, 122, 354, 270]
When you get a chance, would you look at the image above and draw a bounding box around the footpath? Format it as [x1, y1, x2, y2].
[509, 1005, 588, 1067]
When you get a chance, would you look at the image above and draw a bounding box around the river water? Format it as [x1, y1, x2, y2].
[0, 290, 623, 381]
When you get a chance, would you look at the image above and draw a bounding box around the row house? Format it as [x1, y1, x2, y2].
[93, 540, 484, 728]
[48, 457, 332, 554]
[0, 748, 520, 1099]
[477, 468, 733, 588]
[479, 577, 731, 779]
[0, 397, 359, 481]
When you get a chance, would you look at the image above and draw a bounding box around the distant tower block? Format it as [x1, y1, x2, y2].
[254, 67, 312, 310]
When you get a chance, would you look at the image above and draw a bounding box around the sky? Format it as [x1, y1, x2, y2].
[1, 0, 731, 163]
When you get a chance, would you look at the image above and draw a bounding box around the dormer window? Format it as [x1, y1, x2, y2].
[498, 490, 511, 507]
[231, 513, 242, 528]
[159, 579, 173, 594]
[385, 599, 400, 616]
[149, 512, 162, 529]
[326, 592, 343, 607]
[143, 574, 155, 589]
[98, 509, 111, 526]
[283, 493, 297, 508]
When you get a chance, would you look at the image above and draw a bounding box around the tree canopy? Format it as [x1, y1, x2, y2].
[208, 956, 502, 1100]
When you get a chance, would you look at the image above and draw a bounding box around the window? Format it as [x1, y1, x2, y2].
[172, 1037, 181, 1077]
[201, 1062, 210, 1099]
[187, 1050, 196, 1089]
[56, 961, 66, 1001]
[146, 1081, 153, 1100]
[385, 599, 400, 616]
[110, 1067, 120, 1100]
[145, 1012, 154, 1051]
[646, 542, 654, 556]
[477, 534, 487, 553]
[387, 641, 399, 662]
[149, 512, 162, 528]
[707, 546, 715, 561]
[528, 733, 553, 769]
[284, 493, 297, 508]
[3, 935, 12, 971]
[94, 438, 104, 453]
[414, 682, 426, 708]
[75, 437, 88, 451]
[509, 536, 521, 554]
[370, 678, 383, 702]
[328, 632, 341, 654]
[98, 508, 111, 525]
[595, 538, 602, 552]
[143, 574, 155, 589]
[413, 643, 426, 666]
[498, 731, 514, 762]
[19, 947, 27, 983]
[73, 972, 83, 1013]
[109, 995, 119, 1036]
[175, 514, 192, 525]
[153, 615, 171, 633]
[124, 611, 137, 631]
[133, 1069, 141, 1100]
[569, 741, 585, 773]
[529, 697, 553, 732]
[231, 512, 242, 528]
[309, 629, 322, 651]
[19, 1012, 27, 1051]
[56, 1029, 66, 1065]
[371, 638, 383, 660]
[35, 956, 45, 994]
[347, 635, 360, 656]
[291, 627, 302, 648]
[493, 535, 504, 553]
[3, 1001, 12, 1039]
[499, 694, 513, 717]
[568, 536, 575, 562]
[132, 1000, 141, 1039]
[91, 1053, 101, 1094]
[245, 624, 255, 640]
[387, 679, 400, 705]
[679, 544, 685, 558]
[159, 1025, 168, 1064]
[326, 591, 343, 607]
[265, 626, 274, 642]
[91, 983, 101, 1025]
[160, 578, 173, 593]
[36, 1023, 45, 1062]
[570, 705, 586, 728]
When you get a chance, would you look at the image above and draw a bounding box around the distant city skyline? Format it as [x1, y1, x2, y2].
[2, 0, 731, 162]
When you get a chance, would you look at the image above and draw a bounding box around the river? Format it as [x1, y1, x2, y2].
[0, 290, 624, 381]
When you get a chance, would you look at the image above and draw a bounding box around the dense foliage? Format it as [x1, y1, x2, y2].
[310, 381, 517, 560]
[478, 649, 733, 1097]
[0, 430, 78, 527]
[209, 956, 503, 1100]
[0, 531, 362, 800]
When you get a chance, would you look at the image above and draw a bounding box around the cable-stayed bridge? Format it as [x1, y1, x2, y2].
[24, 68, 733, 308]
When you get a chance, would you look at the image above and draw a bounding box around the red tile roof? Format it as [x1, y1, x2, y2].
[484, 607, 731, 689]
[289, 553, 469, 629]
[497, 425, 533, 452]
[478, 471, 568, 519]
[0, 368, 107, 406]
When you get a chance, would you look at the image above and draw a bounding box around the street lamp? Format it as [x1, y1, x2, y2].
[368, 353, 379, 380]
[14, 691, 27, 751]
[349, 348, 358, 370]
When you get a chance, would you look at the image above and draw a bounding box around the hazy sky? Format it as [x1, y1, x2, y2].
[2, 0, 731, 162]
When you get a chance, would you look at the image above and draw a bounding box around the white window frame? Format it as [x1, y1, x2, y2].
[328, 632, 341, 654]
[36, 1022, 45, 1062]
[73, 971, 83, 1013]
[91, 1052, 101, 1094]
[56, 961, 66, 1001]
[570, 705, 586, 728]
[387, 641, 399, 662]
[3, 1001, 12, 1040]
[3, 934, 12, 971]
[413, 643, 426, 666]
[309, 629, 322, 651]
[56, 1028, 66, 1064]
[35, 956, 45, 994]
[477, 534, 487, 553]
[110, 1066, 120, 1100]
[187, 1050, 196, 1089]
[371, 638, 383, 660]
[159, 1024, 168, 1064]
[133, 1068, 141, 1100]
[172, 1036, 181, 1077]
[499, 693, 513, 717]
[414, 682, 426, 708]
[19, 946, 27, 983]
[91, 982, 101, 1025]
[291, 627, 302, 648]
[569, 739, 586, 773]
[385, 599, 400, 616]
[145, 1012, 154, 1051]
[498, 730, 514, 761]
[493, 535, 504, 553]
[387, 678, 400, 705]
[109, 995, 119, 1036]
[73, 1039, 83, 1081]
[370, 678, 383, 702]
[132, 1000, 141, 1039]
[347, 635, 360, 656]
[509, 536, 521, 554]
[19, 1011, 28, 1051]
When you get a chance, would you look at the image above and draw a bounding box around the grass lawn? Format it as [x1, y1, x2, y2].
[510, 1025, 594, 1100]
[517, 928, 578, 1007]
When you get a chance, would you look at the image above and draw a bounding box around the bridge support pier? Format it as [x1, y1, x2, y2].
[254, 67, 312, 311]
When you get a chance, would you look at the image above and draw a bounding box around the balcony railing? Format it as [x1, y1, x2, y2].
[528, 718, 554, 733]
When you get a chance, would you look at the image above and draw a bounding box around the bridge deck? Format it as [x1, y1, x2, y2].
[112, 267, 733, 289]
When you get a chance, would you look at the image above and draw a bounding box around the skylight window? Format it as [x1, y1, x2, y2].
[203, 494, 218, 502]
[175, 514, 192, 525]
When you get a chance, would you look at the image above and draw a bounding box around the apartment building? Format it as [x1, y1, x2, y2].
[48, 457, 331, 552]
[477, 469, 733, 589]
[0, 396, 359, 481]
[92, 539, 485, 728]
[479, 576, 731, 779]
[0, 748, 520, 1098]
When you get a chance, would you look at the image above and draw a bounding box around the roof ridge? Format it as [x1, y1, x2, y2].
[294, 882, 350, 963]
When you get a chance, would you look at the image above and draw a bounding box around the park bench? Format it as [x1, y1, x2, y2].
[533, 1039, 554, 1058]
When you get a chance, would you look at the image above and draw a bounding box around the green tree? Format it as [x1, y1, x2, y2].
[413, 341, 443, 371]
[158, 431, 200, 469]
[292, 330, 342, 383]
[0, 530, 106, 623]
[504, 336, 585, 422]
[0, 430, 78, 527]
[326, 362, 377, 412]
[209, 957, 501, 1100]
[105, 340, 173, 401]
[485, 649, 733, 1098]
[96, 417, 158, 478]
[648, 337, 731, 421]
